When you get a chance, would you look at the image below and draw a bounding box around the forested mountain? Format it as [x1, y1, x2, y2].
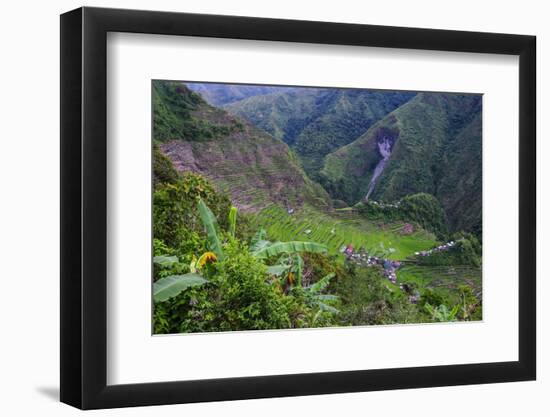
[157, 81, 482, 234]
[225, 87, 415, 176]
[153, 81, 331, 211]
[321, 92, 482, 234]
[186, 82, 297, 106]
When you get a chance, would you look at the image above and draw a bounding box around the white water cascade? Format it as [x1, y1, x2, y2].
[365, 137, 393, 201]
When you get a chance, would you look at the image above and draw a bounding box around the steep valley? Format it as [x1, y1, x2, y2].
[225, 86, 415, 177]
[151, 80, 483, 333]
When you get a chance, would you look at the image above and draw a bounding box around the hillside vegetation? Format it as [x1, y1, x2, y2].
[153, 80, 331, 211]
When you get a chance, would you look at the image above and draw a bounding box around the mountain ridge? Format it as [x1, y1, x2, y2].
[224, 86, 416, 177]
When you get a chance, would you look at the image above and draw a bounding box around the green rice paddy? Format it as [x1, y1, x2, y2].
[252, 204, 437, 260]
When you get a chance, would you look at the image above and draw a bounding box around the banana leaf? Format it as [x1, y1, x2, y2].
[292, 254, 303, 287]
[318, 302, 340, 314]
[317, 294, 339, 301]
[308, 272, 335, 294]
[153, 255, 178, 267]
[253, 241, 327, 259]
[228, 206, 237, 238]
[266, 264, 291, 276]
[197, 199, 224, 260]
[249, 239, 272, 253]
[153, 273, 208, 303]
[250, 229, 267, 249]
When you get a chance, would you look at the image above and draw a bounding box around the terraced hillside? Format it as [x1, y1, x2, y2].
[397, 264, 482, 305]
[154, 80, 330, 211]
[253, 204, 437, 260]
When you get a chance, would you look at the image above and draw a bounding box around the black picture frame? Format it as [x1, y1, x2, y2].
[60, 6, 536, 410]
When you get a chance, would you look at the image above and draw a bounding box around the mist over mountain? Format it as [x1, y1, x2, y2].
[186, 82, 297, 106]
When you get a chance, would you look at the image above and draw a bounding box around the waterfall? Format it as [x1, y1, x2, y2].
[365, 137, 392, 201]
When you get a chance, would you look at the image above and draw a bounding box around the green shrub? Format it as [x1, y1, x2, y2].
[154, 240, 296, 334]
[207, 240, 293, 331]
[335, 264, 425, 326]
[153, 172, 231, 250]
[398, 193, 447, 238]
[357, 192, 447, 237]
[416, 234, 481, 267]
[153, 147, 179, 186]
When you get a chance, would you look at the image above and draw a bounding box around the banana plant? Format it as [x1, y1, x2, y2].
[197, 198, 225, 260]
[304, 272, 339, 314]
[249, 225, 328, 291]
[154, 201, 331, 303]
[228, 206, 237, 239]
[266, 253, 304, 288]
[424, 303, 460, 322]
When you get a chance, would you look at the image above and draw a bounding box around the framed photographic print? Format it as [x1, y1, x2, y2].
[60, 6, 536, 409]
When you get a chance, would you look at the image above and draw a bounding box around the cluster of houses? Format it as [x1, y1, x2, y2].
[382, 259, 401, 284]
[414, 240, 459, 258]
[368, 200, 401, 209]
[399, 283, 420, 304]
[342, 244, 422, 302]
[340, 244, 401, 284]
[341, 244, 379, 266]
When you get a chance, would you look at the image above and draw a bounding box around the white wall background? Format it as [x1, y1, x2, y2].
[0, 0, 546, 415]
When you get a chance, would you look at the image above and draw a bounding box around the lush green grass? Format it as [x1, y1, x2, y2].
[251, 204, 437, 260]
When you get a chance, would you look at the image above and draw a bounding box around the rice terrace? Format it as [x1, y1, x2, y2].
[152, 80, 483, 334]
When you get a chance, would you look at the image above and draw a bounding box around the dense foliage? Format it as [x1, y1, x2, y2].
[153, 160, 341, 333]
[356, 193, 448, 238]
[416, 232, 482, 267]
[153, 80, 242, 142]
[153, 157, 481, 334]
[153, 172, 232, 250]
